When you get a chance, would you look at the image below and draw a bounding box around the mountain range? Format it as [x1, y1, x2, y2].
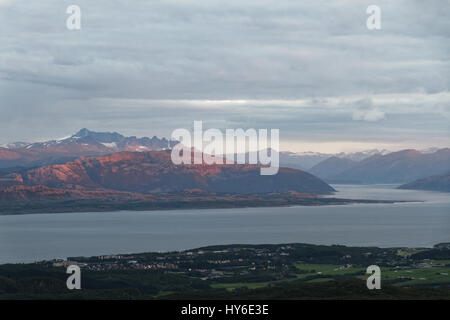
[276, 149, 389, 170]
[309, 149, 450, 184]
[1, 129, 449, 188]
[0, 129, 176, 169]
[2, 129, 447, 214]
[224, 149, 389, 171]
[0, 129, 397, 174]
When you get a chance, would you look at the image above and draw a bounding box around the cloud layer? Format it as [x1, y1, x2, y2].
[0, 0, 448, 152]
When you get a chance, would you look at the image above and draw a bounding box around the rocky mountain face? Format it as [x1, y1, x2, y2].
[0, 129, 176, 168]
[0, 150, 335, 196]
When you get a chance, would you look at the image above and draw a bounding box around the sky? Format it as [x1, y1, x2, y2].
[0, 0, 449, 153]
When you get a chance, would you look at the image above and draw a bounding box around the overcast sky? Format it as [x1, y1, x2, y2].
[0, 0, 449, 153]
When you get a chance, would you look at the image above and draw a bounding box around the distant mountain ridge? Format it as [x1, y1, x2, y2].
[0, 129, 176, 168]
[398, 172, 450, 192]
[309, 157, 357, 180]
[310, 148, 450, 184]
[226, 149, 389, 171]
[12, 128, 174, 152]
[1, 129, 396, 171]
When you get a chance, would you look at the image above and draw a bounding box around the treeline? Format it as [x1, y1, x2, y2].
[164, 280, 450, 300]
[0, 266, 209, 299]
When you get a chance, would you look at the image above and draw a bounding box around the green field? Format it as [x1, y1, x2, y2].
[380, 267, 450, 286]
[211, 263, 449, 291]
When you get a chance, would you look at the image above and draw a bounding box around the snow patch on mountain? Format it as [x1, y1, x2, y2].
[101, 142, 117, 148]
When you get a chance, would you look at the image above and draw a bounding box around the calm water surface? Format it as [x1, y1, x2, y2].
[0, 184, 448, 263]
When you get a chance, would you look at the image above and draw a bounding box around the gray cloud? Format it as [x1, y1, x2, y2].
[0, 0, 448, 151]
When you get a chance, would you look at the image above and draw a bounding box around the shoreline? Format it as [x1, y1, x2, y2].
[0, 197, 414, 216]
[0, 241, 443, 266]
